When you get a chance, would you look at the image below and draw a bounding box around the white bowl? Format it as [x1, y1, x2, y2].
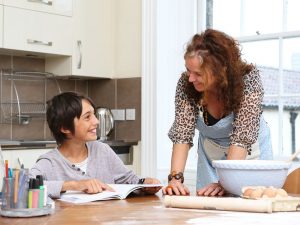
[212, 160, 292, 196]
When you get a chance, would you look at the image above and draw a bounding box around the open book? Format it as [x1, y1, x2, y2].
[59, 184, 163, 203]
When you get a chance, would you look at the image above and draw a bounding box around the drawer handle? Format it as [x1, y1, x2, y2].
[27, 0, 53, 6]
[77, 40, 82, 69]
[27, 39, 53, 46]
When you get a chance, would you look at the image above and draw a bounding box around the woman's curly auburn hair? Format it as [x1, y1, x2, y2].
[184, 29, 254, 114]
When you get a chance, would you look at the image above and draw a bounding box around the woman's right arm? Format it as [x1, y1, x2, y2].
[162, 143, 191, 195]
[164, 74, 197, 195]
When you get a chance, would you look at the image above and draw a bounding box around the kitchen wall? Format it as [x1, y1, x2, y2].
[0, 54, 141, 141]
[89, 78, 141, 141]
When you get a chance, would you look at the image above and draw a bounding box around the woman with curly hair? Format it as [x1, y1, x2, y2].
[163, 29, 273, 197]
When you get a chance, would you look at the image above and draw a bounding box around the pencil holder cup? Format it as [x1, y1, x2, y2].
[1, 177, 15, 210]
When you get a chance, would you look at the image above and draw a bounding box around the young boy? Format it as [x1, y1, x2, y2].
[29, 92, 161, 198]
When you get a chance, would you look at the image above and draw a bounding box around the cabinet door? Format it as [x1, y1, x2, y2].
[3, 0, 72, 16]
[3, 6, 72, 56]
[71, 0, 114, 77]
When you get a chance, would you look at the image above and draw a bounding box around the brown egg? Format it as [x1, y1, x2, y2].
[262, 187, 277, 198]
[243, 188, 254, 197]
[276, 188, 288, 197]
[249, 188, 263, 198]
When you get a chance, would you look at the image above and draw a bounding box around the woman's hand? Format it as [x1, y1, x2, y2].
[196, 182, 225, 196]
[162, 179, 190, 196]
[142, 178, 162, 194]
[63, 179, 114, 194]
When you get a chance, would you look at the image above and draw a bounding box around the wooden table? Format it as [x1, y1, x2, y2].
[1, 194, 300, 225]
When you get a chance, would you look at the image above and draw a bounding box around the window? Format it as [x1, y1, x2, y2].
[205, 0, 300, 157]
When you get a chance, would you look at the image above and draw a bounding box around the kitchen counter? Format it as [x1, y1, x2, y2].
[0, 139, 138, 150]
[0, 139, 56, 150]
[1, 194, 299, 224]
[100, 140, 138, 147]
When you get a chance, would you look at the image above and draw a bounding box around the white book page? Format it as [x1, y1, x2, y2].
[59, 184, 162, 203]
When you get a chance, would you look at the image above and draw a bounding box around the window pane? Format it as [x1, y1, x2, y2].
[212, 0, 241, 36]
[241, 0, 282, 35]
[282, 97, 300, 155]
[283, 37, 300, 72]
[213, 0, 282, 36]
[287, 0, 300, 31]
[241, 40, 279, 68]
[262, 109, 280, 155]
[264, 101, 300, 157]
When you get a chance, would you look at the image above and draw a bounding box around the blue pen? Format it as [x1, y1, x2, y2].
[17, 169, 28, 208]
[8, 168, 13, 178]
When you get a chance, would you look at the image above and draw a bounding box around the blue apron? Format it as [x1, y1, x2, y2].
[195, 112, 273, 190]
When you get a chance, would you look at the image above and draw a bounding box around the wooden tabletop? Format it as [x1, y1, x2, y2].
[1, 194, 300, 225]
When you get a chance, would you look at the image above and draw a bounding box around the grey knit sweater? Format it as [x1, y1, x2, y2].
[29, 141, 140, 198]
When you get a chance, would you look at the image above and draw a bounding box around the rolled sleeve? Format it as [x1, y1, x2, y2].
[106, 145, 140, 184]
[230, 69, 264, 154]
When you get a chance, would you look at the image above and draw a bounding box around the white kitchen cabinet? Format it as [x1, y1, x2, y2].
[3, 0, 72, 16]
[46, 0, 114, 78]
[126, 142, 141, 176]
[114, 0, 141, 78]
[3, 6, 72, 56]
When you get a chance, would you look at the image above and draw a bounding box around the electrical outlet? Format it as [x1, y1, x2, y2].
[111, 109, 125, 121]
[126, 108, 136, 120]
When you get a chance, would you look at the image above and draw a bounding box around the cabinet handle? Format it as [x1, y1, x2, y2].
[27, 0, 53, 6]
[27, 39, 53, 46]
[77, 40, 82, 69]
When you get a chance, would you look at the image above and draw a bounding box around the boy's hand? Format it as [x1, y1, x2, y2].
[63, 179, 114, 194]
[142, 177, 162, 194]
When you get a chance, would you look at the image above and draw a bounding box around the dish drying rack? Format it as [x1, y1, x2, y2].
[0, 70, 61, 125]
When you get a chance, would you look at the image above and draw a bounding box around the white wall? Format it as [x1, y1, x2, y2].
[156, 0, 199, 185]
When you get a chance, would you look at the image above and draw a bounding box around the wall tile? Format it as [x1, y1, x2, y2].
[115, 78, 141, 141]
[12, 120, 45, 140]
[57, 79, 76, 92]
[12, 56, 45, 72]
[0, 123, 11, 139]
[88, 78, 141, 141]
[88, 79, 116, 109]
[46, 79, 62, 101]
[74, 80, 89, 96]
[0, 55, 12, 69]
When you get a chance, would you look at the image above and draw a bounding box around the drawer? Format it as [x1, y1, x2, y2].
[3, 6, 72, 56]
[3, 0, 72, 16]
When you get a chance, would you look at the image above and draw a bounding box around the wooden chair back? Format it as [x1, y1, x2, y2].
[283, 168, 300, 194]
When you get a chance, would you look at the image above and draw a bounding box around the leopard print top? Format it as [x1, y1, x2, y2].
[168, 68, 264, 153]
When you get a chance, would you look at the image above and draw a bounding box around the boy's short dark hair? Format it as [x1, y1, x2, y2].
[46, 92, 96, 145]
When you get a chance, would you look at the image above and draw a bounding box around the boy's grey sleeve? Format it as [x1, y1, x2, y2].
[107, 147, 140, 184]
[29, 158, 64, 199]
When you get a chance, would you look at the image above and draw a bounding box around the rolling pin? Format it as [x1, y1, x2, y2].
[164, 195, 274, 213]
